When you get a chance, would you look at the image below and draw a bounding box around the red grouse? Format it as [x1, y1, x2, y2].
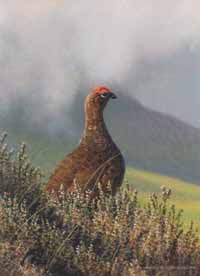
[45, 86, 125, 196]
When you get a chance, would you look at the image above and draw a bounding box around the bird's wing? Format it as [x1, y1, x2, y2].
[45, 149, 83, 193]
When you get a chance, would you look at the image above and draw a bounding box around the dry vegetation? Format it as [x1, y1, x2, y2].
[0, 132, 200, 276]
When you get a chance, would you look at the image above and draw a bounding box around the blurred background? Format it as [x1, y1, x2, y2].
[0, 0, 200, 185]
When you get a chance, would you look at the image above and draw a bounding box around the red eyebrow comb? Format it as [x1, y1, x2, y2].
[92, 86, 112, 94]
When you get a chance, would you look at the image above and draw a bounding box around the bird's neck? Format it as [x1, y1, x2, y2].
[80, 107, 111, 145]
[85, 111, 105, 131]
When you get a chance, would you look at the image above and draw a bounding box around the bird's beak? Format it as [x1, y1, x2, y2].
[110, 92, 117, 99]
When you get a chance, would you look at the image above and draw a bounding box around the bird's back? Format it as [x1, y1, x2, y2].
[46, 141, 125, 195]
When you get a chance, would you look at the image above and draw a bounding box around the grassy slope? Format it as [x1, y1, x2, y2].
[126, 167, 200, 229]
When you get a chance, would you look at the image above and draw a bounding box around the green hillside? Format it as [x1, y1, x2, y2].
[126, 167, 200, 229]
[5, 127, 75, 177]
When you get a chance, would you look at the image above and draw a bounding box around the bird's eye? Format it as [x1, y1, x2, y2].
[100, 93, 108, 98]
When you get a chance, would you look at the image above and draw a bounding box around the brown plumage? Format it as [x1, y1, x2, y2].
[45, 86, 125, 196]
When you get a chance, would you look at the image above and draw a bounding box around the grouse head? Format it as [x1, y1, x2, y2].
[85, 86, 117, 115]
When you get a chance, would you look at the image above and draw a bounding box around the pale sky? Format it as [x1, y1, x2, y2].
[0, 0, 200, 126]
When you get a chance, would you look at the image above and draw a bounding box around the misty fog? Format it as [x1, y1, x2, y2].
[0, 0, 200, 134]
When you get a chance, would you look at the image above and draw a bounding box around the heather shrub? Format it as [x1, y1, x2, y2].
[0, 132, 42, 210]
[0, 133, 200, 276]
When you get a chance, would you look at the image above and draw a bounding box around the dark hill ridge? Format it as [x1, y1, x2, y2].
[106, 94, 200, 183]
[2, 92, 200, 184]
[69, 92, 200, 184]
